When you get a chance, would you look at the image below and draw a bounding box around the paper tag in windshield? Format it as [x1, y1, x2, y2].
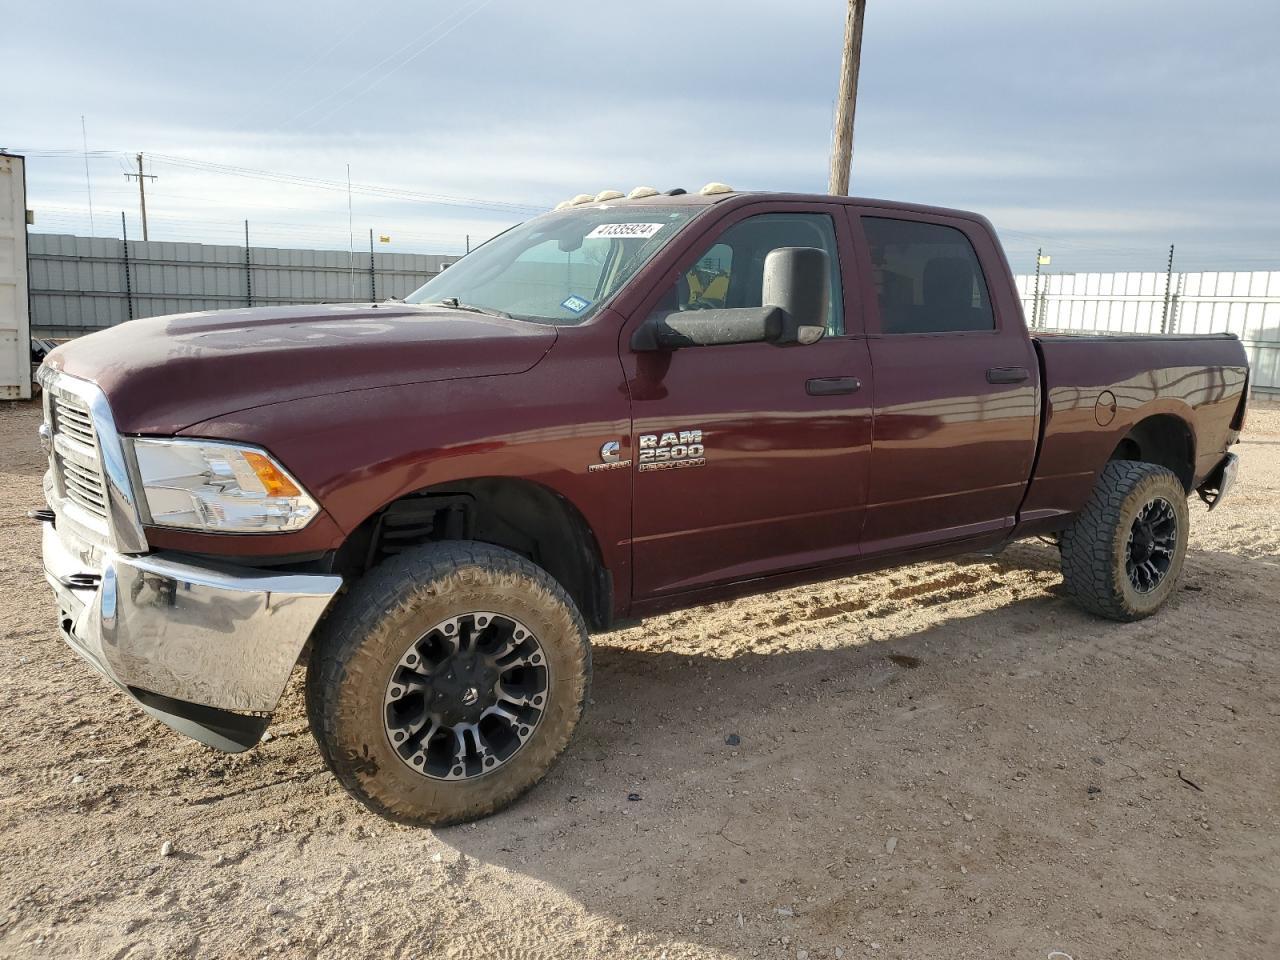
[586, 222, 666, 240]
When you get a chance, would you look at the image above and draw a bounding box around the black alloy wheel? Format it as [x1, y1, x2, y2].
[383, 611, 550, 780]
[1125, 496, 1178, 594]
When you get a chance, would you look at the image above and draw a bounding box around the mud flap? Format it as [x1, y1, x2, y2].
[1196, 452, 1239, 511]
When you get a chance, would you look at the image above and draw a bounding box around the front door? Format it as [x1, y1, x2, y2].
[620, 203, 874, 601]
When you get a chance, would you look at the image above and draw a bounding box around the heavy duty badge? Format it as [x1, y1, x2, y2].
[637, 429, 706, 472]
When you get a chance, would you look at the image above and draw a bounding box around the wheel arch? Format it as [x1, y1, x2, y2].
[1108, 412, 1196, 492]
[337, 476, 613, 632]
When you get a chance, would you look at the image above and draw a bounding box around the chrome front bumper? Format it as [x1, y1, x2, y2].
[43, 521, 342, 751]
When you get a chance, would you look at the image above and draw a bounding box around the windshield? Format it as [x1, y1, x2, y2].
[404, 205, 701, 325]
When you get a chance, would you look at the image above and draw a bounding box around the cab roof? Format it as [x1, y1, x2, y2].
[588, 189, 989, 224]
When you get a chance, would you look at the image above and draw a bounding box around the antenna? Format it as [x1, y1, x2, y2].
[80, 116, 95, 235]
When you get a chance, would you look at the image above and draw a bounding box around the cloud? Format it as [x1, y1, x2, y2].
[6, 0, 1278, 271]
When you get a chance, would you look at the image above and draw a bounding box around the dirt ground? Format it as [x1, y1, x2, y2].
[1, 398, 1278, 960]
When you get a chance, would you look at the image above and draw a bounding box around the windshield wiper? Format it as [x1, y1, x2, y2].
[428, 298, 514, 320]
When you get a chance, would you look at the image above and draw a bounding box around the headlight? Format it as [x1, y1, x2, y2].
[129, 438, 320, 533]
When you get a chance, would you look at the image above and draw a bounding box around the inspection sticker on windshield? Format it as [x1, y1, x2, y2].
[560, 295, 592, 314]
[586, 222, 666, 240]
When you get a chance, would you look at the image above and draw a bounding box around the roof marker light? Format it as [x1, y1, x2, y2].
[595, 189, 625, 202]
[554, 200, 572, 211]
[569, 193, 595, 206]
[628, 186, 659, 199]
[700, 182, 734, 196]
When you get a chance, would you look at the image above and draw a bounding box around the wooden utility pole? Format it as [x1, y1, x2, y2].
[828, 0, 867, 196]
[123, 152, 157, 240]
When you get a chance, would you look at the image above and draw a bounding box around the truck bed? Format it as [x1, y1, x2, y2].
[1021, 331, 1249, 527]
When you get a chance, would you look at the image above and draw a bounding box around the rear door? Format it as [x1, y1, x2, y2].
[847, 207, 1039, 555]
[620, 202, 874, 600]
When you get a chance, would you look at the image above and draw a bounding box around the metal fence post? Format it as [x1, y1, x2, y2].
[1169, 271, 1184, 334]
[369, 229, 377, 301]
[1031, 248, 1042, 328]
[245, 220, 253, 307]
[120, 212, 134, 321]
[1161, 243, 1175, 334]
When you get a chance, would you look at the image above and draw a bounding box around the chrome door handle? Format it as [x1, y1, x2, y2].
[806, 376, 862, 396]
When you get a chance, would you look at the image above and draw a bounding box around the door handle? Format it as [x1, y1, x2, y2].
[806, 376, 862, 396]
[986, 366, 1029, 384]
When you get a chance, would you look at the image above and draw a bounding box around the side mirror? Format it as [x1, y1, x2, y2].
[632, 246, 830, 351]
[762, 246, 829, 346]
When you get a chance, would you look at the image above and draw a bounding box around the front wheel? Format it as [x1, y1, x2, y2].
[1059, 460, 1190, 621]
[306, 541, 591, 826]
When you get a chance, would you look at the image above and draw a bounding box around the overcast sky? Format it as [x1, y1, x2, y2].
[4, 0, 1277, 272]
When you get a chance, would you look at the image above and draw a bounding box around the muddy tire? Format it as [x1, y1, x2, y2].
[1059, 460, 1189, 622]
[306, 541, 590, 826]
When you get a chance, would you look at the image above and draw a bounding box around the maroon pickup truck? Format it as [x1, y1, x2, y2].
[36, 186, 1247, 825]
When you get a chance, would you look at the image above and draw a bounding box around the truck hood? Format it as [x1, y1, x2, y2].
[45, 303, 558, 434]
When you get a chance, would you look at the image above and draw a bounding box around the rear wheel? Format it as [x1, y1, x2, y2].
[1059, 460, 1189, 621]
[306, 541, 590, 826]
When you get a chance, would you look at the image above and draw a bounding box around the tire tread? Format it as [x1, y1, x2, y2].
[1059, 460, 1186, 622]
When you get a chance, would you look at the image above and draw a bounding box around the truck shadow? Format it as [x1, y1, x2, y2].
[422, 540, 1269, 957]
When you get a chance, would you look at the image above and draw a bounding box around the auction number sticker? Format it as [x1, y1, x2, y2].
[561, 295, 592, 313]
[586, 222, 666, 240]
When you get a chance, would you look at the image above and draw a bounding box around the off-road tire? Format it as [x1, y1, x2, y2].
[306, 541, 591, 826]
[1059, 460, 1189, 622]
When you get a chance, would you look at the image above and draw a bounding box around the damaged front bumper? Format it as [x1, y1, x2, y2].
[42, 521, 341, 751]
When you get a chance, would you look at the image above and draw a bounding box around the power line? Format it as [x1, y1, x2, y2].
[279, 0, 493, 129]
[10, 145, 545, 213]
[296, 0, 501, 131]
[145, 152, 543, 213]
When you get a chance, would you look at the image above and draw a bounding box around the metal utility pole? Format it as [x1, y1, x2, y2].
[828, 0, 867, 196]
[123, 152, 157, 240]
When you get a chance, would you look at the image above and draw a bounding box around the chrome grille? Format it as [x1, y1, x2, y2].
[52, 394, 96, 445]
[48, 391, 110, 521]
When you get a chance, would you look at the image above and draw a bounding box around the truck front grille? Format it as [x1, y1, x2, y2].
[49, 391, 110, 521]
[51, 393, 97, 445]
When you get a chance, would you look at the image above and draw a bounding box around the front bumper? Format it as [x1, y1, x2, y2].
[43, 521, 341, 751]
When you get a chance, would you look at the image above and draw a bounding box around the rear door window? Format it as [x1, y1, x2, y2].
[861, 217, 995, 334]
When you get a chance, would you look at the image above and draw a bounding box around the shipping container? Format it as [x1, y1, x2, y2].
[0, 152, 32, 399]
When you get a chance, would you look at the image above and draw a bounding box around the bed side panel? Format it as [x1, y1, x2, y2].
[1020, 335, 1247, 528]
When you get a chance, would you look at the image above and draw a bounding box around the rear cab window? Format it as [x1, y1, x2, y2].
[860, 217, 995, 335]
